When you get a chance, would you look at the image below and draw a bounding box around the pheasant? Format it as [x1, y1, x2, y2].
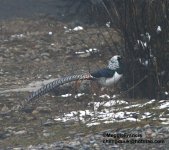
[25, 55, 123, 104]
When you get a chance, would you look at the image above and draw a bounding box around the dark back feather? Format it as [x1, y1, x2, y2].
[91, 68, 115, 78]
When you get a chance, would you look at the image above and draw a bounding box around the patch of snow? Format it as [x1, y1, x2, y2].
[114, 112, 125, 119]
[89, 48, 93, 52]
[137, 40, 147, 49]
[138, 58, 149, 67]
[75, 93, 85, 98]
[75, 48, 99, 56]
[87, 122, 100, 127]
[86, 48, 99, 53]
[100, 94, 110, 99]
[125, 118, 138, 121]
[143, 42, 147, 47]
[89, 99, 128, 111]
[141, 112, 153, 119]
[159, 100, 166, 103]
[53, 117, 62, 121]
[54, 108, 140, 127]
[161, 119, 169, 125]
[103, 101, 116, 107]
[75, 51, 85, 54]
[112, 95, 116, 98]
[137, 40, 140, 44]
[48, 32, 53, 35]
[161, 122, 169, 125]
[142, 60, 148, 66]
[158, 101, 169, 109]
[157, 26, 162, 33]
[124, 104, 141, 109]
[64, 26, 72, 33]
[11, 34, 25, 39]
[139, 99, 156, 107]
[106, 21, 111, 28]
[143, 112, 151, 116]
[165, 91, 168, 95]
[61, 94, 72, 97]
[159, 118, 167, 121]
[146, 32, 151, 41]
[73, 26, 83, 31]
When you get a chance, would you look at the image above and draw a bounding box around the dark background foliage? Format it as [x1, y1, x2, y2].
[86, 0, 169, 99]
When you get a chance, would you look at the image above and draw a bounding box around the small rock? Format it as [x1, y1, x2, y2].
[19, 54, 25, 58]
[93, 143, 100, 150]
[43, 56, 50, 60]
[144, 124, 150, 128]
[0, 131, 9, 139]
[111, 144, 119, 149]
[0, 56, 3, 62]
[34, 58, 40, 62]
[90, 140, 95, 144]
[43, 119, 54, 126]
[5, 126, 16, 130]
[1, 105, 9, 112]
[25, 116, 36, 121]
[43, 132, 50, 137]
[44, 74, 52, 79]
[81, 144, 90, 150]
[0, 105, 10, 115]
[64, 119, 75, 125]
[145, 128, 153, 138]
[69, 131, 77, 136]
[21, 106, 34, 113]
[77, 52, 91, 58]
[94, 134, 102, 140]
[13, 148, 23, 150]
[75, 133, 85, 137]
[32, 110, 39, 115]
[158, 126, 169, 133]
[69, 141, 80, 146]
[14, 130, 27, 135]
[35, 107, 51, 113]
[25, 53, 30, 58]
[41, 52, 50, 57]
[64, 136, 71, 140]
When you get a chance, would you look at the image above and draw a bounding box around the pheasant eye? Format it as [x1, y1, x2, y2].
[117, 56, 121, 60]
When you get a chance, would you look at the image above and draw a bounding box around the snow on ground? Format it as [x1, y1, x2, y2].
[0, 78, 169, 127]
[73, 26, 83, 31]
[64, 26, 83, 32]
[158, 101, 169, 109]
[75, 48, 100, 57]
[54, 95, 169, 127]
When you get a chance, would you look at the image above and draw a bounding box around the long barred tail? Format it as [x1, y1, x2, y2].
[25, 74, 93, 103]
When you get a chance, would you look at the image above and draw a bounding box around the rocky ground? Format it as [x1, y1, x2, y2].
[9, 125, 169, 150]
[0, 17, 169, 150]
